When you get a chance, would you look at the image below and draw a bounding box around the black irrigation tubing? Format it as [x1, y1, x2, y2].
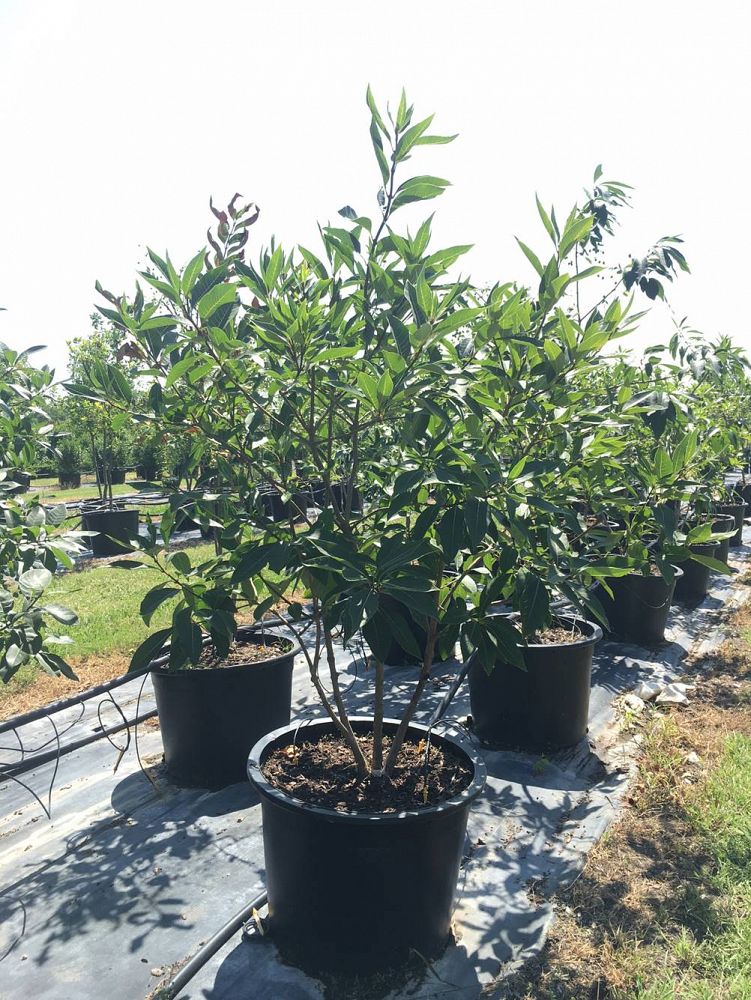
[0, 707, 158, 782]
[0, 665, 152, 737]
[162, 890, 269, 999]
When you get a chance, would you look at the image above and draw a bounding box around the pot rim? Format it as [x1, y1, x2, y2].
[617, 564, 684, 583]
[81, 506, 138, 517]
[151, 627, 301, 675]
[247, 716, 487, 825]
[520, 613, 603, 649]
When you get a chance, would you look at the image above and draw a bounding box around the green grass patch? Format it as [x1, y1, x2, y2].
[0, 541, 218, 707]
[45, 542, 218, 660]
[625, 734, 751, 1000]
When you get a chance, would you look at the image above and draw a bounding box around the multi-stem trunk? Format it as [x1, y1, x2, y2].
[371, 658, 384, 772]
[382, 617, 439, 776]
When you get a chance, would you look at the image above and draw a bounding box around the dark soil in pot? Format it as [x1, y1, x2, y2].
[153, 633, 298, 789]
[594, 566, 683, 646]
[247, 716, 485, 974]
[716, 502, 745, 547]
[674, 543, 719, 601]
[82, 507, 139, 557]
[468, 615, 601, 751]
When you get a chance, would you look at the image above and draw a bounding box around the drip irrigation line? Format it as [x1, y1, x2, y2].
[163, 890, 268, 998]
[0, 666, 151, 737]
[0, 708, 157, 782]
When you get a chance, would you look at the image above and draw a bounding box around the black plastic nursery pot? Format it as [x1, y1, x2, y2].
[82, 507, 139, 557]
[712, 514, 736, 564]
[674, 543, 719, 601]
[596, 567, 683, 646]
[153, 632, 299, 788]
[260, 489, 289, 522]
[468, 615, 601, 751]
[716, 502, 746, 547]
[97, 466, 127, 485]
[58, 471, 81, 489]
[247, 717, 486, 974]
[10, 470, 31, 491]
[330, 480, 363, 513]
[135, 463, 160, 480]
[733, 481, 751, 512]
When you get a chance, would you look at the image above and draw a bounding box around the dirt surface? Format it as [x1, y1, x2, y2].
[491, 604, 751, 1000]
[530, 624, 583, 645]
[263, 733, 474, 813]
[197, 636, 293, 668]
[0, 652, 132, 721]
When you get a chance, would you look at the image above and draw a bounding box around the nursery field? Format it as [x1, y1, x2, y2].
[4, 83, 751, 1000]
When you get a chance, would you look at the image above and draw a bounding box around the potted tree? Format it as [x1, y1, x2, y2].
[92, 93, 701, 973]
[56, 438, 82, 489]
[133, 434, 163, 481]
[94, 94, 496, 973]
[64, 323, 139, 556]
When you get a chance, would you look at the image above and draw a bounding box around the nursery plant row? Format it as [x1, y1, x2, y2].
[2, 88, 751, 979]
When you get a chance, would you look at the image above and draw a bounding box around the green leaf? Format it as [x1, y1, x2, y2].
[654, 447, 674, 479]
[382, 584, 437, 619]
[366, 84, 387, 135]
[392, 175, 451, 212]
[559, 215, 594, 258]
[19, 568, 52, 594]
[395, 114, 434, 160]
[129, 628, 171, 673]
[413, 133, 457, 147]
[516, 239, 544, 277]
[486, 615, 525, 668]
[140, 587, 180, 626]
[181, 250, 205, 294]
[170, 550, 193, 575]
[689, 554, 732, 575]
[40, 604, 78, 625]
[536, 195, 556, 245]
[464, 497, 490, 548]
[380, 601, 423, 660]
[173, 607, 203, 665]
[197, 283, 237, 322]
[516, 569, 550, 636]
[265, 245, 284, 290]
[437, 506, 466, 561]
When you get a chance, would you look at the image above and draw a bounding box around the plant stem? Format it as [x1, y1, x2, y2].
[383, 617, 438, 775]
[372, 658, 384, 772]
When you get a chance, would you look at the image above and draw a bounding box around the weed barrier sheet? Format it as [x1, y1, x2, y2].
[0, 531, 749, 1000]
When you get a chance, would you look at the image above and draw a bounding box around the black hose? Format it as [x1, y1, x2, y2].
[165, 890, 268, 998]
[0, 708, 157, 781]
[0, 666, 151, 736]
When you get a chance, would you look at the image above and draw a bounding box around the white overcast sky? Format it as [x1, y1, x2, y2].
[1, 0, 749, 375]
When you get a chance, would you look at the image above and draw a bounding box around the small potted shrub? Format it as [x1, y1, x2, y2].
[133, 436, 162, 481]
[56, 439, 82, 488]
[97, 96, 493, 973]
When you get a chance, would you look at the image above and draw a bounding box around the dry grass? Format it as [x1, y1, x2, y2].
[489, 601, 751, 1000]
[0, 653, 133, 720]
